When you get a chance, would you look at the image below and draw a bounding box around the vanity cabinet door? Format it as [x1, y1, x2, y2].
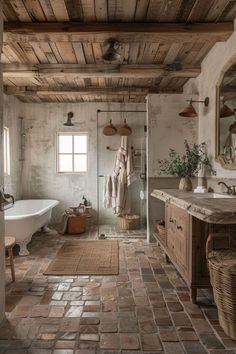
[166, 203, 190, 275]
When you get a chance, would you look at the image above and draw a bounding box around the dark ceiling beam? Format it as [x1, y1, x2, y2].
[3, 22, 233, 43]
[4, 86, 182, 96]
[2, 63, 201, 79]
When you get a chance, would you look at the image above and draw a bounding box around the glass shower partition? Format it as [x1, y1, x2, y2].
[97, 110, 147, 240]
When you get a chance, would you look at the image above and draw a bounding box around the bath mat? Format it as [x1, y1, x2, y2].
[44, 240, 119, 275]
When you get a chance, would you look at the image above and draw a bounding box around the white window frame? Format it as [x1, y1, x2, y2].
[56, 132, 88, 174]
[3, 126, 10, 176]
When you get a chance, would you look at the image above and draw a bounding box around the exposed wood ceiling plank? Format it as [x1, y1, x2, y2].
[176, 0, 197, 22]
[64, 0, 83, 21]
[2, 63, 201, 79]
[219, 0, 236, 21]
[4, 22, 233, 43]
[72, 42, 86, 64]
[146, 0, 165, 21]
[3, 3, 19, 21]
[187, 0, 216, 22]
[95, 0, 108, 21]
[9, 0, 32, 21]
[80, 0, 96, 21]
[49, 0, 70, 21]
[38, 0, 57, 21]
[204, 0, 231, 21]
[134, 0, 150, 21]
[23, 0, 46, 21]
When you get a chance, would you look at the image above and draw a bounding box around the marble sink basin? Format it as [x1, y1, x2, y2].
[195, 193, 236, 198]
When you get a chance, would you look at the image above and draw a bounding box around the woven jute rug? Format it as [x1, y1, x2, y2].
[44, 240, 119, 275]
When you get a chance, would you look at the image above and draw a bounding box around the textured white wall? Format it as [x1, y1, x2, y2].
[20, 102, 145, 223]
[184, 19, 236, 178]
[147, 94, 198, 177]
[3, 95, 24, 200]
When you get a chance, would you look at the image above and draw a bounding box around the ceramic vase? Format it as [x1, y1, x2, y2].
[179, 176, 192, 191]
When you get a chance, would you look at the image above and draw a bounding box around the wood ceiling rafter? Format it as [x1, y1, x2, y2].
[3, 22, 233, 43]
[4, 85, 181, 97]
[2, 63, 201, 79]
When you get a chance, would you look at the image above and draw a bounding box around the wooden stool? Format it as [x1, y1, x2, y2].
[5, 237, 15, 282]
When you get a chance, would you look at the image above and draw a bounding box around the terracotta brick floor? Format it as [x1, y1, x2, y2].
[1, 228, 236, 353]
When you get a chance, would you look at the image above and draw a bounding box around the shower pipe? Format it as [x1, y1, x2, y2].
[96, 109, 147, 236]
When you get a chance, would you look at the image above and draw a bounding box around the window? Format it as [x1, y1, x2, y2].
[3, 127, 10, 175]
[57, 133, 88, 173]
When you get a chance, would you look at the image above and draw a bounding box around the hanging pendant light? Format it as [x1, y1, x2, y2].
[103, 119, 117, 136]
[102, 38, 121, 62]
[179, 97, 209, 118]
[179, 100, 198, 118]
[220, 103, 234, 118]
[64, 112, 74, 126]
[118, 119, 132, 136]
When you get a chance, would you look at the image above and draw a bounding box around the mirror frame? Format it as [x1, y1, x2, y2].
[216, 54, 236, 170]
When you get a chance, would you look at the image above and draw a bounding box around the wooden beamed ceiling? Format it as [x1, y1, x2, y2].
[2, 0, 236, 103]
[4, 22, 233, 43]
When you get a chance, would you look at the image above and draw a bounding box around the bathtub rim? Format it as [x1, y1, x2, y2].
[4, 199, 59, 220]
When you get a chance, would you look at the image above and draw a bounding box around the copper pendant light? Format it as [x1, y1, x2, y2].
[179, 100, 198, 118]
[103, 119, 117, 136]
[220, 103, 234, 118]
[179, 97, 209, 118]
[118, 119, 132, 136]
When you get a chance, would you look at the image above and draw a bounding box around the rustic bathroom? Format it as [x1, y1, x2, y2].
[1, 2, 236, 353]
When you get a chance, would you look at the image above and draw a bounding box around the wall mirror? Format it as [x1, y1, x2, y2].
[216, 60, 236, 169]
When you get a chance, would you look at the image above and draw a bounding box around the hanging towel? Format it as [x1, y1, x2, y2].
[115, 167, 127, 215]
[103, 176, 112, 208]
[111, 175, 118, 208]
[113, 136, 136, 214]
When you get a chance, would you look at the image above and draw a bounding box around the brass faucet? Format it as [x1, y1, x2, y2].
[218, 181, 236, 195]
[0, 187, 14, 211]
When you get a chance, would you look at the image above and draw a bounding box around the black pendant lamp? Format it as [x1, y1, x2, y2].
[64, 112, 74, 126]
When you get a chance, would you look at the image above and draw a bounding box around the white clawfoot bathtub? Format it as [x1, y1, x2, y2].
[4, 199, 59, 256]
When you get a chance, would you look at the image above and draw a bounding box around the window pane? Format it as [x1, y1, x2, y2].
[59, 135, 73, 153]
[74, 135, 87, 153]
[59, 154, 73, 172]
[74, 155, 87, 172]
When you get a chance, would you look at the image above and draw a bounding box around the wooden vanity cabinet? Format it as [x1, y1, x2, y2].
[153, 189, 236, 303]
[160, 202, 209, 303]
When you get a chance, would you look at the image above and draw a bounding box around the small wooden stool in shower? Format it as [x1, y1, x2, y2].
[5, 237, 15, 282]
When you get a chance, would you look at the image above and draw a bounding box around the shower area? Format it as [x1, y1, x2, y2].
[97, 110, 147, 239]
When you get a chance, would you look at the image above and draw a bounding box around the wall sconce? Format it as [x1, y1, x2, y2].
[64, 112, 74, 126]
[179, 97, 209, 118]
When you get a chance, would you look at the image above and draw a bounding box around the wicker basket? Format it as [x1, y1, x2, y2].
[117, 214, 140, 230]
[206, 233, 236, 339]
[156, 223, 166, 237]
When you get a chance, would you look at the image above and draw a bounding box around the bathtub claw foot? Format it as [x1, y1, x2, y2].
[18, 242, 30, 256]
[42, 225, 57, 235]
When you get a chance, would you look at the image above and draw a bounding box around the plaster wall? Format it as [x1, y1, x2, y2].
[184, 19, 236, 183]
[147, 94, 198, 232]
[21, 102, 146, 223]
[3, 94, 24, 200]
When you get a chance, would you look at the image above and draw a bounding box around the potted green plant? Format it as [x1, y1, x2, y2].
[158, 140, 216, 191]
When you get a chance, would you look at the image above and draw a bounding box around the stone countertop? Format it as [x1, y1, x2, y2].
[151, 189, 236, 224]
